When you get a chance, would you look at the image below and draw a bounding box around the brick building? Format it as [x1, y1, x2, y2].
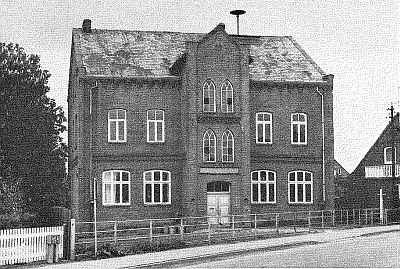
[344, 113, 400, 209]
[68, 20, 335, 223]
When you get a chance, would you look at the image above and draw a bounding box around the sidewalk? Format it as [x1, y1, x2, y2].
[38, 225, 400, 269]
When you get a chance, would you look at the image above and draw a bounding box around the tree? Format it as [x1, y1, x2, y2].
[0, 43, 67, 223]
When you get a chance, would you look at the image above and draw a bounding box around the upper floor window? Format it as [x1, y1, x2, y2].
[288, 171, 313, 204]
[221, 80, 234, 113]
[203, 80, 216, 112]
[203, 129, 216, 162]
[102, 170, 130, 205]
[222, 130, 234, 162]
[291, 113, 307, 145]
[251, 170, 276, 203]
[144, 170, 171, 205]
[147, 110, 164, 143]
[256, 112, 272, 144]
[108, 109, 126, 142]
[384, 147, 397, 164]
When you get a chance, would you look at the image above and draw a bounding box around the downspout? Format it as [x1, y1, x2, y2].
[316, 86, 326, 202]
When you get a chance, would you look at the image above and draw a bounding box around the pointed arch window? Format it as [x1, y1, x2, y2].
[203, 80, 216, 112]
[222, 130, 234, 162]
[221, 80, 234, 113]
[203, 129, 216, 162]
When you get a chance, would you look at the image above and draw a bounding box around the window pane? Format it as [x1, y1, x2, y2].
[306, 184, 312, 202]
[156, 111, 163, 120]
[260, 184, 267, 202]
[104, 184, 112, 203]
[257, 114, 263, 121]
[144, 172, 151, 181]
[289, 172, 295, 181]
[117, 110, 125, 119]
[114, 171, 120, 181]
[149, 122, 155, 141]
[162, 172, 169, 181]
[110, 122, 116, 141]
[148, 111, 155, 120]
[292, 114, 298, 121]
[122, 184, 129, 203]
[154, 184, 161, 202]
[204, 97, 210, 105]
[268, 172, 275, 181]
[298, 172, 303, 181]
[104, 172, 112, 181]
[156, 122, 163, 141]
[109, 110, 118, 119]
[257, 124, 263, 142]
[221, 182, 230, 192]
[264, 113, 270, 121]
[265, 124, 271, 142]
[299, 114, 305, 121]
[300, 125, 306, 142]
[122, 172, 129, 181]
[252, 172, 258, 181]
[118, 121, 125, 141]
[162, 184, 169, 203]
[305, 172, 311, 181]
[145, 184, 152, 203]
[115, 185, 121, 203]
[292, 125, 298, 143]
[289, 184, 295, 202]
[297, 184, 304, 202]
[252, 184, 258, 202]
[154, 171, 160, 181]
[269, 184, 275, 202]
[260, 171, 267, 181]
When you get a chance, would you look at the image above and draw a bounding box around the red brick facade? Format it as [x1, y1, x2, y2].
[68, 21, 335, 222]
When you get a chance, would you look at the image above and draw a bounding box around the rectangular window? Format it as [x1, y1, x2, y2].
[108, 109, 126, 142]
[143, 170, 171, 205]
[147, 110, 165, 143]
[102, 170, 130, 205]
[256, 112, 272, 144]
[384, 147, 396, 164]
[291, 113, 307, 145]
[251, 170, 276, 203]
[288, 171, 313, 204]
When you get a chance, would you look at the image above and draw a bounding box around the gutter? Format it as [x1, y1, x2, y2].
[316, 86, 326, 202]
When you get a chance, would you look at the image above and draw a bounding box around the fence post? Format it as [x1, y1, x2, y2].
[149, 220, 153, 246]
[332, 210, 335, 227]
[293, 212, 297, 233]
[340, 209, 343, 225]
[321, 210, 324, 229]
[346, 210, 349, 226]
[365, 209, 368, 225]
[353, 209, 355, 226]
[275, 213, 279, 234]
[254, 214, 257, 235]
[371, 210, 374, 224]
[180, 218, 184, 239]
[308, 211, 311, 232]
[358, 209, 361, 226]
[114, 222, 117, 245]
[70, 219, 76, 261]
[208, 222, 211, 242]
[232, 215, 235, 237]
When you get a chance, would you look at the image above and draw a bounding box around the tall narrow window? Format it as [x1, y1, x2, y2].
[384, 147, 396, 164]
[102, 170, 130, 205]
[222, 130, 234, 162]
[288, 171, 313, 204]
[147, 109, 165, 143]
[251, 170, 276, 203]
[108, 109, 126, 142]
[291, 113, 307, 145]
[203, 80, 216, 112]
[221, 80, 234, 113]
[144, 170, 171, 205]
[256, 112, 272, 144]
[203, 129, 216, 162]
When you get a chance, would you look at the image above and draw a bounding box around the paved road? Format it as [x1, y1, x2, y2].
[178, 231, 400, 268]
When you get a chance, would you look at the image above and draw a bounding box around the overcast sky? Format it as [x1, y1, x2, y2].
[1, 0, 399, 172]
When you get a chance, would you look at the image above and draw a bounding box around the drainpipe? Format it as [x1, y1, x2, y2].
[316, 86, 326, 202]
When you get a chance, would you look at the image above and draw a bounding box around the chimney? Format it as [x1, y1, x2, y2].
[82, 19, 92, 33]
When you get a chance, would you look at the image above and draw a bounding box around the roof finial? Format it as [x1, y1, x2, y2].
[230, 10, 246, 35]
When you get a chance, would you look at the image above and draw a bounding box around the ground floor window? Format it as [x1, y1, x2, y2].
[288, 171, 313, 203]
[102, 170, 130, 205]
[144, 170, 171, 204]
[251, 170, 276, 203]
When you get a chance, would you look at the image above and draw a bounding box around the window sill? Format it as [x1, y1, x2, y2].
[144, 203, 172, 206]
[288, 202, 313, 205]
[251, 202, 277, 205]
[256, 142, 273, 145]
[108, 141, 127, 144]
[146, 141, 165, 144]
[102, 203, 131, 206]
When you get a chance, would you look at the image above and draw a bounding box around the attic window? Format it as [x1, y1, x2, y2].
[384, 147, 396, 164]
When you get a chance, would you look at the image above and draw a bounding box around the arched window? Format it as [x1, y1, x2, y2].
[147, 109, 165, 143]
[222, 130, 234, 162]
[221, 80, 234, 113]
[203, 129, 216, 162]
[108, 109, 126, 142]
[291, 113, 307, 145]
[288, 171, 313, 203]
[384, 147, 396, 164]
[203, 80, 216, 112]
[251, 170, 276, 203]
[102, 170, 130, 205]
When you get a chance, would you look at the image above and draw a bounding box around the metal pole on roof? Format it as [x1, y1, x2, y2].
[388, 104, 397, 208]
[230, 10, 246, 35]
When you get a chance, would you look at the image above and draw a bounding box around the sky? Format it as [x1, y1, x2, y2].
[1, 0, 399, 172]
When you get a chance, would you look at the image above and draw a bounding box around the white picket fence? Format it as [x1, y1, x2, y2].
[0, 226, 64, 265]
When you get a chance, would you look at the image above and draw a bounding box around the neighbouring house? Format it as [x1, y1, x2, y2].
[345, 113, 400, 209]
[68, 19, 335, 223]
[332, 159, 350, 209]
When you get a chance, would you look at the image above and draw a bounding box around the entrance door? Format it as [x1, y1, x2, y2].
[206, 181, 231, 225]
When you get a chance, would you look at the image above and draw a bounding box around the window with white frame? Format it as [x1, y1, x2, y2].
[256, 112, 272, 144]
[203, 129, 216, 162]
[147, 109, 164, 143]
[102, 170, 130, 205]
[288, 171, 313, 203]
[108, 109, 126, 142]
[251, 170, 276, 203]
[203, 80, 216, 112]
[384, 147, 397, 164]
[144, 170, 171, 204]
[221, 80, 234, 113]
[291, 113, 307, 144]
[222, 130, 234, 162]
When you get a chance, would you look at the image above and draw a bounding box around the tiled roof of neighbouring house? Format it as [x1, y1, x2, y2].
[72, 28, 326, 82]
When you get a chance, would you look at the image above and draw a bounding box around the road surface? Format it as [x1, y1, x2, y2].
[177, 231, 400, 268]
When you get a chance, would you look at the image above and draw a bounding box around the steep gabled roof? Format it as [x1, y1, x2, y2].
[72, 27, 326, 82]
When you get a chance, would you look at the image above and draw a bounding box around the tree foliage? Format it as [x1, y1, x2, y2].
[0, 43, 67, 221]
